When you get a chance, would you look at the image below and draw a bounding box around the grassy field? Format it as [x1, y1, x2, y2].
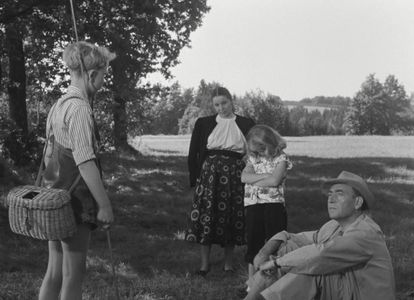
[133, 135, 414, 158]
[1, 135, 414, 299]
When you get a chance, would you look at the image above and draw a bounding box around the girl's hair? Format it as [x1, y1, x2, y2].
[246, 125, 287, 157]
[212, 86, 232, 101]
[63, 41, 116, 76]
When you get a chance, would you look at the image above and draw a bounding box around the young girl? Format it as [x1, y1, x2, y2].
[241, 125, 292, 283]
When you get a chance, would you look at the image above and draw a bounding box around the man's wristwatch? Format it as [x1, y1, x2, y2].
[270, 255, 280, 268]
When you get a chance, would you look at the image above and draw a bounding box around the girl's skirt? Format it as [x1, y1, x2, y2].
[186, 151, 246, 246]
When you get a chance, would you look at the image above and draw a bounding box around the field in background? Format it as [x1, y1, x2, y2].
[1, 135, 414, 299]
[285, 105, 336, 112]
[132, 135, 414, 158]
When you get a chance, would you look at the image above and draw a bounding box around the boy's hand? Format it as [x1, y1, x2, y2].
[97, 205, 114, 224]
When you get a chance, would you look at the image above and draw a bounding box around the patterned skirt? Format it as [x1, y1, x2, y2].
[186, 152, 246, 246]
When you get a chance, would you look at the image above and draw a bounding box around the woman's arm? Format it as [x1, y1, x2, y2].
[252, 160, 287, 187]
[78, 160, 113, 224]
[188, 118, 201, 187]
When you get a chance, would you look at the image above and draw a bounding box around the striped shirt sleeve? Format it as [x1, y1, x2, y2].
[67, 104, 96, 165]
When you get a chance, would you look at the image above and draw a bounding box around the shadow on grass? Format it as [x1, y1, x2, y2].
[1, 153, 413, 299]
[99, 154, 414, 299]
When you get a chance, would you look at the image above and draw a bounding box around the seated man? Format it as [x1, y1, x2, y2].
[244, 171, 395, 300]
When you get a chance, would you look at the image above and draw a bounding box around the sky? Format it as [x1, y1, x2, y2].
[147, 0, 414, 101]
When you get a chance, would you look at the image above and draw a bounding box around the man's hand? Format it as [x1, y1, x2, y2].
[259, 257, 282, 279]
[253, 252, 268, 270]
[259, 259, 276, 272]
[253, 239, 283, 270]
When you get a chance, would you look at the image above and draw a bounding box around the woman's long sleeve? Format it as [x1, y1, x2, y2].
[188, 119, 201, 187]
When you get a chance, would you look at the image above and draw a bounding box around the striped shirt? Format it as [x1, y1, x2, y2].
[46, 86, 96, 166]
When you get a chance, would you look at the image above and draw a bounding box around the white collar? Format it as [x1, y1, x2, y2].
[216, 114, 236, 122]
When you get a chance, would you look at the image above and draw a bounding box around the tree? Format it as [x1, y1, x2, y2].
[238, 90, 289, 134]
[1, 1, 74, 137]
[323, 107, 346, 135]
[382, 75, 413, 133]
[178, 80, 218, 134]
[74, 0, 209, 150]
[4, 23, 27, 136]
[145, 82, 192, 134]
[287, 106, 307, 136]
[1, 0, 210, 153]
[345, 74, 412, 135]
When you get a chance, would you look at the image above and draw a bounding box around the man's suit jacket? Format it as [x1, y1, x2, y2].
[187, 114, 255, 187]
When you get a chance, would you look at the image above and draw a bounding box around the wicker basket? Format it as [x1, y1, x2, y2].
[6, 185, 77, 240]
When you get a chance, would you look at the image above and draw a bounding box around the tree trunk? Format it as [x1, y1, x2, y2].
[111, 57, 129, 151]
[5, 24, 27, 137]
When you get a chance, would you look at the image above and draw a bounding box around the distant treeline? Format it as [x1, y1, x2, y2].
[137, 74, 414, 138]
[140, 81, 349, 137]
[284, 96, 350, 108]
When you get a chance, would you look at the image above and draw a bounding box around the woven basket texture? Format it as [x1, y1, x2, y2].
[6, 185, 77, 240]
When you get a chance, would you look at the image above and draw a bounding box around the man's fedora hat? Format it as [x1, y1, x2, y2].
[323, 171, 375, 209]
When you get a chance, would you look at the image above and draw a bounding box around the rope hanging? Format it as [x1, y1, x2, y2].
[69, 0, 80, 43]
[68, 0, 94, 109]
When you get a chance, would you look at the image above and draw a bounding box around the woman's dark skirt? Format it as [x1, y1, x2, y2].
[186, 152, 246, 246]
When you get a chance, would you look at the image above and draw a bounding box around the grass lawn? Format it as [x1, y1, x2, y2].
[1, 135, 414, 299]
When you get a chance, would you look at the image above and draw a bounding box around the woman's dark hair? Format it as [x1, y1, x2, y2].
[213, 86, 232, 101]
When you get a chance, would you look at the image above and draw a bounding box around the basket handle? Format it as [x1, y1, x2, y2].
[35, 103, 58, 187]
[68, 175, 82, 194]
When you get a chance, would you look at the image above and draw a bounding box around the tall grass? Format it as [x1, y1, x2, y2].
[1, 135, 413, 299]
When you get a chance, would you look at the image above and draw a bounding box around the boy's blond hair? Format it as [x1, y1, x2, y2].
[63, 41, 116, 76]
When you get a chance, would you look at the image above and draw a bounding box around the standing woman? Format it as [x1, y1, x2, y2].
[38, 41, 115, 300]
[186, 86, 255, 275]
